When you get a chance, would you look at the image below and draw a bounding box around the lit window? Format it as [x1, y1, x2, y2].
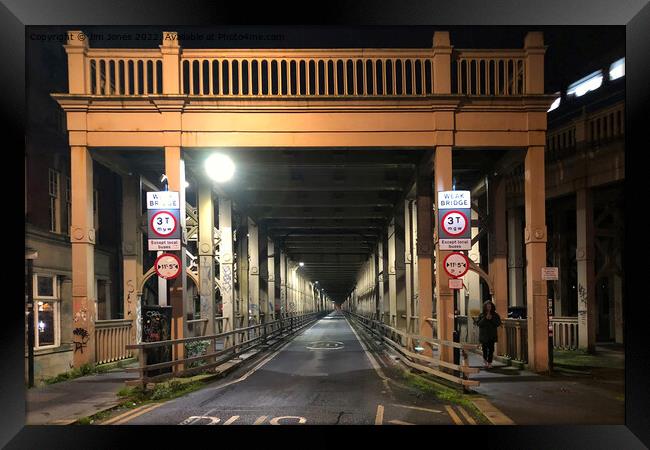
[566, 70, 603, 98]
[33, 274, 60, 349]
[548, 96, 561, 112]
[609, 57, 625, 80]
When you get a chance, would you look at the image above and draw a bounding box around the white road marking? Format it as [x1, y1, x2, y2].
[223, 415, 240, 425]
[392, 404, 443, 414]
[179, 415, 220, 425]
[345, 316, 394, 395]
[388, 419, 414, 425]
[269, 416, 307, 425]
[253, 415, 268, 425]
[375, 405, 384, 425]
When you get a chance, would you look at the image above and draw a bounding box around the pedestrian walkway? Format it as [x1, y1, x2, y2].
[467, 344, 625, 425]
[26, 364, 138, 425]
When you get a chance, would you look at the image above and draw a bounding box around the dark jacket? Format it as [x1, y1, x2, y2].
[476, 312, 502, 344]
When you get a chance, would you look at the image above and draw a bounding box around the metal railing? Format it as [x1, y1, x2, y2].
[95, 319, 133, 365]
[345, 311, 480, 388]
[125, 312, 320, 386]
[551, 317, 579, 350]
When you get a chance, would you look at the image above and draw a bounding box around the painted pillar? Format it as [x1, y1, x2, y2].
[387, 218, 397, 328]
[466, 206, 482, 343]
[432, 31, 452, 94]
[121, 175, 142, 348]
[416, 162, 435, 357]
[267, 238, 276, 320]
[576, 188, 596, 352]
[404, 199, 415, 334]
[64, 31, 88, 94]
[377, 241, 385, 322]
[395, 207, 408, 334]
[218, 198, 235, 348]
[164, 146, 187, 369]
[248, 217, 260, 325]
[507, 207, 525, 307]
[280, 250, 287, 317]
[524, 146, 549, 371]
[239, 225, 249, 328]
[489, 176, 508, 355]
[70, 145, 96, 367]
[434, 146, 454, 363]
[198, 181, 215, 338]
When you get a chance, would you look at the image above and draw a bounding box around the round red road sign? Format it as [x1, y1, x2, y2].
[150, 211, 178, 237]
[443, 252, 470, 278]
[154, 253, 182, 280]
[441, 210, 468, 236]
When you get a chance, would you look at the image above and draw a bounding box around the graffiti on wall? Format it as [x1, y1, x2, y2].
[73, 327, 90, 353]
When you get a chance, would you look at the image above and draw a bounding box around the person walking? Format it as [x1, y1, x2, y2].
[476, 300, 502, 368]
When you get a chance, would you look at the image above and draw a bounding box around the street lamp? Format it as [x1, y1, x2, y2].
[299, 262, 304, 267]
[205, 153, 235, 183]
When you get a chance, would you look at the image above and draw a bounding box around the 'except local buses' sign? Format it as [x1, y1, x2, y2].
[147, 191, 182, 251]
[443, 252, 470, 278]
[154, 253, 182, 280]
[438, 191, 472, 250]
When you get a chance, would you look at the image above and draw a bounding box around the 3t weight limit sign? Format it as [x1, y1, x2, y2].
[441, 210, 468, 236]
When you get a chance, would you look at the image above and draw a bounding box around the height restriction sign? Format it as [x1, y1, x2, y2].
[154, 253, 182, 280]
[438, 190, 472, 251]
[443, 252, 470, 278]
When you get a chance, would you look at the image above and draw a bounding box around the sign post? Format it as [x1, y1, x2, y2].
[542, 267, 559, 372]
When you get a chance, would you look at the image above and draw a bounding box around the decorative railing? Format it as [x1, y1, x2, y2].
[587, 101, 625, 146]
[453, 50, 526, 96]
[95, 319, 133, 365]
[550, 316, 579, 350]
[503, 318, 528, 362]
[66, 31, 541, 99]
[86, 49, 163, 95]
[180, 49, 435, 97]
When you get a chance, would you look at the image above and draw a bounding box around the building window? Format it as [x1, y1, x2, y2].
[33, 274, 60, 349]
[48, 169, 61, 233]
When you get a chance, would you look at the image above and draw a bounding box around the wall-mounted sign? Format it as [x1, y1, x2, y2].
[147, 191, 179, 210]
[448, 278, 464, 290]
[154, 253, 182, 280]
[542, 267, 559, 280]
[443, 252, 470, 278]
[147, 191, 181, 251]
[438, 190, 472, 250]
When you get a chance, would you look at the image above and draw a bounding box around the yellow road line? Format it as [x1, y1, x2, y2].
[456, 405, 477, 425]
[253, 415, 268, 425]
[388, 419, 414, 425]
[444, 405, 463, 425]
[102, 404, 151, 425]
[223, 415, 240, 425]
[471, 398, 515, 425]
[392, 404, 442, 414]
[104, 402, 164, 425]
[375, 405, 384, 425]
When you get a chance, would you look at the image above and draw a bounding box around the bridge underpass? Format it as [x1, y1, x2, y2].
[49, 30, 579, 426]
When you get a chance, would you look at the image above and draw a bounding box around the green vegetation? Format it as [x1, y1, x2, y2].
[401, 370, 490, 424]
[41, 358, 136, 386]
[553, 349, 624, 370]
[184, 340, 211, 368]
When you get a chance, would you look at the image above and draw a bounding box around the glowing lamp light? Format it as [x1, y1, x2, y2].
[205, 153, 235, 183]
[299, 262, 305, 267]
[609, 58, 625, 80]
[567, 70, 603, 98]
[547, 96, 561, 112]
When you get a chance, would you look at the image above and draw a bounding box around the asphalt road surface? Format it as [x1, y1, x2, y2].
[123, 311, 475, 425]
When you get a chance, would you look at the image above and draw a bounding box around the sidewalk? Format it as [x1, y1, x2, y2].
[26, 364, 138, 425]
[467, 344, 625, 425]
